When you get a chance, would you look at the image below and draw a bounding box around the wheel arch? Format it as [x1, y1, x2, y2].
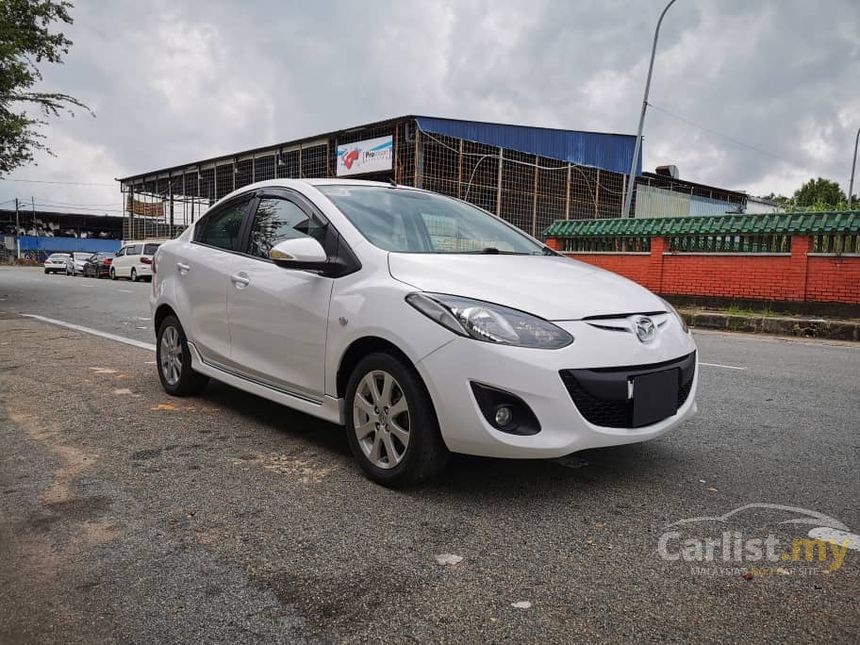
[154, 303, 178, 334]
[336, 336, 415, 399]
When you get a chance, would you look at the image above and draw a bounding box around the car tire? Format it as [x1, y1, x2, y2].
[44, 268, 49, 274]
[130, 268, 137, 282]
[344, 352, 449, 487]
[156, 314, 209, 396]
[110, 268, 116, 280]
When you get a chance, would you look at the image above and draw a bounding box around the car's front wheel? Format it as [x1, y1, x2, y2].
[345, 352, 449, 487]
[110, 268, 116, 280]
[156, 315, 209, 396]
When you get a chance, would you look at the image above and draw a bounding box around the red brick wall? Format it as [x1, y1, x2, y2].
[549, 235, 860, 304]
[807, 255, 860, 303]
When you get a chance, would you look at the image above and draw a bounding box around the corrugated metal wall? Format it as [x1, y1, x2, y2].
[414, 116, 640, 176]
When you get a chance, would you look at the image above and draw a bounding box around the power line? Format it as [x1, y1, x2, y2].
[647, 102, 787, 163]
[31, 201, 125, 214]
[0, 177, 115, 187]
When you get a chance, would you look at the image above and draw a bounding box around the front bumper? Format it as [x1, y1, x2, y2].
[415, 320, 698, 459]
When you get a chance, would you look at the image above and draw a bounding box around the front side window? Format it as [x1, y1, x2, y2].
[115, 248, 125, 257]
[317, 185, 545, 254]
[195, 198, 250, 251]
[247, 197, 326, 259]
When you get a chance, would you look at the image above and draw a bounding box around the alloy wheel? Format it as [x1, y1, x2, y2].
[353, 370, 410, 469]
[159, 325, 183, 386]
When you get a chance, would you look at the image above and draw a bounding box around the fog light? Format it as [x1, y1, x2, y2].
[494, 406, 513, 427]
[470, 382, 541, 436]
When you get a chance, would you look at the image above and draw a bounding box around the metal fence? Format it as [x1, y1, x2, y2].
[667, 234, 792, 253]
[561, 236, 652, 253]
[811, 233, 860, 255]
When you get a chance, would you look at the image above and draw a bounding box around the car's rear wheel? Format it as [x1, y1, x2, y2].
[156, 314, 209, 396]
[130, 268, 138, 282]
[345, 352, 448, 487]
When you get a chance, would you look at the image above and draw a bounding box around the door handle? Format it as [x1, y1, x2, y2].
[176, 262, 191, 275]
[230, 272, 251, 288]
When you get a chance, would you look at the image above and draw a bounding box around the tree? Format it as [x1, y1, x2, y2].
[0, 0, 90, 176]
[792, 177, 846, 209]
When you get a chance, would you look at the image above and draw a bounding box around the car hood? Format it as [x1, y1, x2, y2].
[387, 253, 664, 320]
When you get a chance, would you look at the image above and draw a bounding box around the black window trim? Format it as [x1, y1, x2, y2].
[238, 188, 331, 263]
[192, 192, 256, 254]
[191, 186, 361, 277]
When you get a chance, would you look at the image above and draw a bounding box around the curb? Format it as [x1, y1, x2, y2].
[680, 311, 860, 342]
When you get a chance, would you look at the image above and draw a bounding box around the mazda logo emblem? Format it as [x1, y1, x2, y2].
[635, 316, 656, 343]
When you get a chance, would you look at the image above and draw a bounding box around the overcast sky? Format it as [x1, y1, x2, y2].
[1, 0, 858, 215]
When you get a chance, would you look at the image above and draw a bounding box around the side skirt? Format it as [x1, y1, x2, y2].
[187, 342, 344, 425]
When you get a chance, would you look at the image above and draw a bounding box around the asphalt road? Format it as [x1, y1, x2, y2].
[0, 266, 153, 343]
[1, 266, 858, 644]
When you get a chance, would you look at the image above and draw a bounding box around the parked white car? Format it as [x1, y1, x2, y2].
[65, 252, 93, 276]
[111, 241, 160, 281]
[151, 179, 698, 486]
[43, 253, 70, 274]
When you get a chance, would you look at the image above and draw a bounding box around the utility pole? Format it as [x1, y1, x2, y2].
[622, 0, 678, 218]
[15, 198, 21, 260]
[849, 126, 860, 208]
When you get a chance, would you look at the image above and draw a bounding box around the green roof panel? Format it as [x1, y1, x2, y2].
[543, 211, 860, 238]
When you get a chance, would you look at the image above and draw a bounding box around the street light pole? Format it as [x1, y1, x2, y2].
[849, 126, 860, 208]
[622, 0, 678, 218]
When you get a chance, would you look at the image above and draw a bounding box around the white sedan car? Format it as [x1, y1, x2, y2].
[43, 253, 70, 274]
[151, 179, 697, 486]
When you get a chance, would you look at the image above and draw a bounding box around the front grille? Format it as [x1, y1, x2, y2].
[559, 351, 696, 429]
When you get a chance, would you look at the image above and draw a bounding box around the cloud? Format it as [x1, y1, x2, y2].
[2, 0, 858, 210]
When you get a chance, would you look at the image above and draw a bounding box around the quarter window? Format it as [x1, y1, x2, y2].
[248, 197, 325, 259]
[195, 198, 250, 251]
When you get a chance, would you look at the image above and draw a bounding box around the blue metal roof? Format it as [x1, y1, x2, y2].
[414, 116, 641, 176]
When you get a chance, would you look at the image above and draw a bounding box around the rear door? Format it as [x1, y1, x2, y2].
[112, 246, 126, 275]
[226, 189, 333, 398]
[173, 195, 254, 367]
[124, 245, 141, 277]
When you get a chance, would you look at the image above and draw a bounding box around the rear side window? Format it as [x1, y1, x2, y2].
[143, 243, 160, 255]
[248, 197, 326, 259]
[127, 245, 141, 256]
[195, 198, 250, 251]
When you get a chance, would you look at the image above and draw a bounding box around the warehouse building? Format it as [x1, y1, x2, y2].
[0, 208, 123, 263]
[117, 115, 641, 240]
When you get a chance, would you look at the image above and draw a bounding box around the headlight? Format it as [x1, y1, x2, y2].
[406, 292, 573, 349]
[660, 297, 689, 333]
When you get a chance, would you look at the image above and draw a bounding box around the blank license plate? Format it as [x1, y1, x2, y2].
[632, 369, 679, 427]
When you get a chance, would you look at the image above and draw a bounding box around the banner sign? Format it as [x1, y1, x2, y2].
[126, 196, 165, 218]
[336, 135, 393, 176]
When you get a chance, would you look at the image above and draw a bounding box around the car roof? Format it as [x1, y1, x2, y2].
[216, 178, 420, 202]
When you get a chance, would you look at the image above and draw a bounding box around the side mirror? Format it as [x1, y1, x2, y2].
[269, 237, 328, 271]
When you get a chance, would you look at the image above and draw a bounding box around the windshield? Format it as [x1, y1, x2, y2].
[317, 185, 546, 254]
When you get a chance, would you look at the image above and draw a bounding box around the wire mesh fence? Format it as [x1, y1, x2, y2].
[120, 117, 633, 241]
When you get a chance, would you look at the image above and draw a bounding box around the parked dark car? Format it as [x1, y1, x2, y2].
[82, 252, 115, 278]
